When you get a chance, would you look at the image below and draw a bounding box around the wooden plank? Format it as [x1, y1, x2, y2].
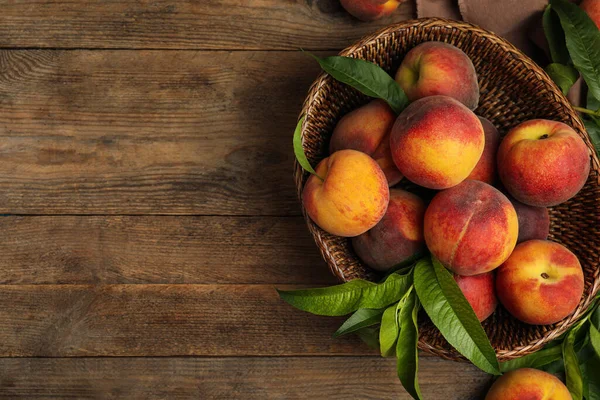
[0, 50, 325, 215]
[0, 284, 375, 357]
[0, 1, 415, 50]
[0, 357, 491, 399]
[0, 216, 333, 285]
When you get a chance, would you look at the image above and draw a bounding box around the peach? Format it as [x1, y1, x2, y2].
[339, 0, 400, 22]
[330, 100, 403, 186]
[395, 42, 479, 109]
[497, 119, 590, 207]
[581, 0, 600, 29]
[390, 96, 484, 190]
[467, 117, 501, 184]
[352, 189, 426, 272]
[485, 368, 571, 400]
[496, 240, 584, 325]
[506, 195, 550, 244]
[302, 149, 389, 237]
[454, 272, 497, 322]
[424, 180, 518, 276]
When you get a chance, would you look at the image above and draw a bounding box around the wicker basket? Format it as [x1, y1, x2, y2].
[294, 18, 600, 362]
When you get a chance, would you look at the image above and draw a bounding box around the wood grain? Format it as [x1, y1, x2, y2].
[0, 357, 491, 399]
[0, 284, 375, 357]
[0, 215, 333, 285]
[0, 50, 329, 215]
[0, 2, 491, 398]
[0, 1, 414, 50]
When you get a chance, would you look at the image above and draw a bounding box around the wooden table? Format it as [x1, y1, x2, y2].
[0, 1, 492, 398]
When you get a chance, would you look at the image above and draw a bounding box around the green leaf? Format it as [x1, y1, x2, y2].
[590, 300, 600, 329]
[583, 118, 600, 158]
[550, 0, 600, 102]
[277, 271, 413, 316]
[500, 343, 563, 372]
[590, 323, 600, 358]
[413, 257, 501, 375]
[333, 308, 384, 338]
[307, 53, 408, 114]
[397, 291, 422, 400]
[380, 302, 400, 357]
[293, 116, 322, 178]
[540, 328, 594, 374]
[588, 87, 600, 111]
[577, 336, 596, 366]
[356, 326, 380, 349]
[381, 253, 427, 280]
[544, 5, 571, 65]
[581, 355, 600, 400]
[540, 358, 566, 374]
[563, 320, 585, 400]
[546, 63, 579, 95]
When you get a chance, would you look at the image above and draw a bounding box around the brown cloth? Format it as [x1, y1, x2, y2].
[416, 0, 547, 54]
[415, 0, 583, 104]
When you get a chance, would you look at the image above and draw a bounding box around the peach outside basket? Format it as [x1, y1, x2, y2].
[293, 18, 600, 362]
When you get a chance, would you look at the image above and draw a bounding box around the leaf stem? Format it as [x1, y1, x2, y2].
[574, 106, 600, 117]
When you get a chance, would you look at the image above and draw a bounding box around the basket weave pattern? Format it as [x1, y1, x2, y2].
[294, 18, 600, 361]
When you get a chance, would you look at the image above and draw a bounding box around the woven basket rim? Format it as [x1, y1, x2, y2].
[294, 18, 600, 361]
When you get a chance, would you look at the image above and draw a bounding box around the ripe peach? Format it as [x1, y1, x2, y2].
[424, 180, 518, 276]
[454, 272, 497, 322]
[330, 100, 402, 186]
[352, 189, 426, 272]
[302, 149, 389, 237]
[496, 240, 584, 325]
[485, 368, 571, 400]
[497, 119, 590, 207]
[390, 96, 484, 190]
[395, 42, 479, 109]
[339, 0, 400, 21]
[581, 0, 600, 29]
[506, 195, 550, 244]
[467, 117, 501, 184]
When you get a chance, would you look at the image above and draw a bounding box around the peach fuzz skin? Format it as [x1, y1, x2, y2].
[454, 272, 497, 322]
[424, 180, 518, 276]
[330, 100, 403, 186]
[496, 240, 584, 325]
[352, 189, 425, 272]
[339, 0, 400, 22]
[467, 117, 501, 184]
[485, 368, 571, 400]
[390, 95, 484, 190]
[581, 0, 600, 29]
[506, 195, 550, 244]
[302, 149, 389, 237]
[395, 42, 479, 109]
[497, 119, 590, 207]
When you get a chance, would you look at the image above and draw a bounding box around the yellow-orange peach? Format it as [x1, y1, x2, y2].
[390, 96, 484, 190]
[454, 272, 497, 322]
[302, 149, 389, 237]
[496, 240, 584, 325]
[467, 117, 500, 184]
[506, 195, 550, 244]
[352, 189, 425, 271]
[339, 0, 400, 21]
[330, 100, 402, 186]
[424, 180, 518, 276]
[485, 368, 571, 400]
[497, 119, 590, 207]
[395, 42, 479, 109]
[581, 0, 600, 29]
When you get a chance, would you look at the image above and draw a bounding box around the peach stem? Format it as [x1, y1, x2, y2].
[574, 106, 600, 117]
